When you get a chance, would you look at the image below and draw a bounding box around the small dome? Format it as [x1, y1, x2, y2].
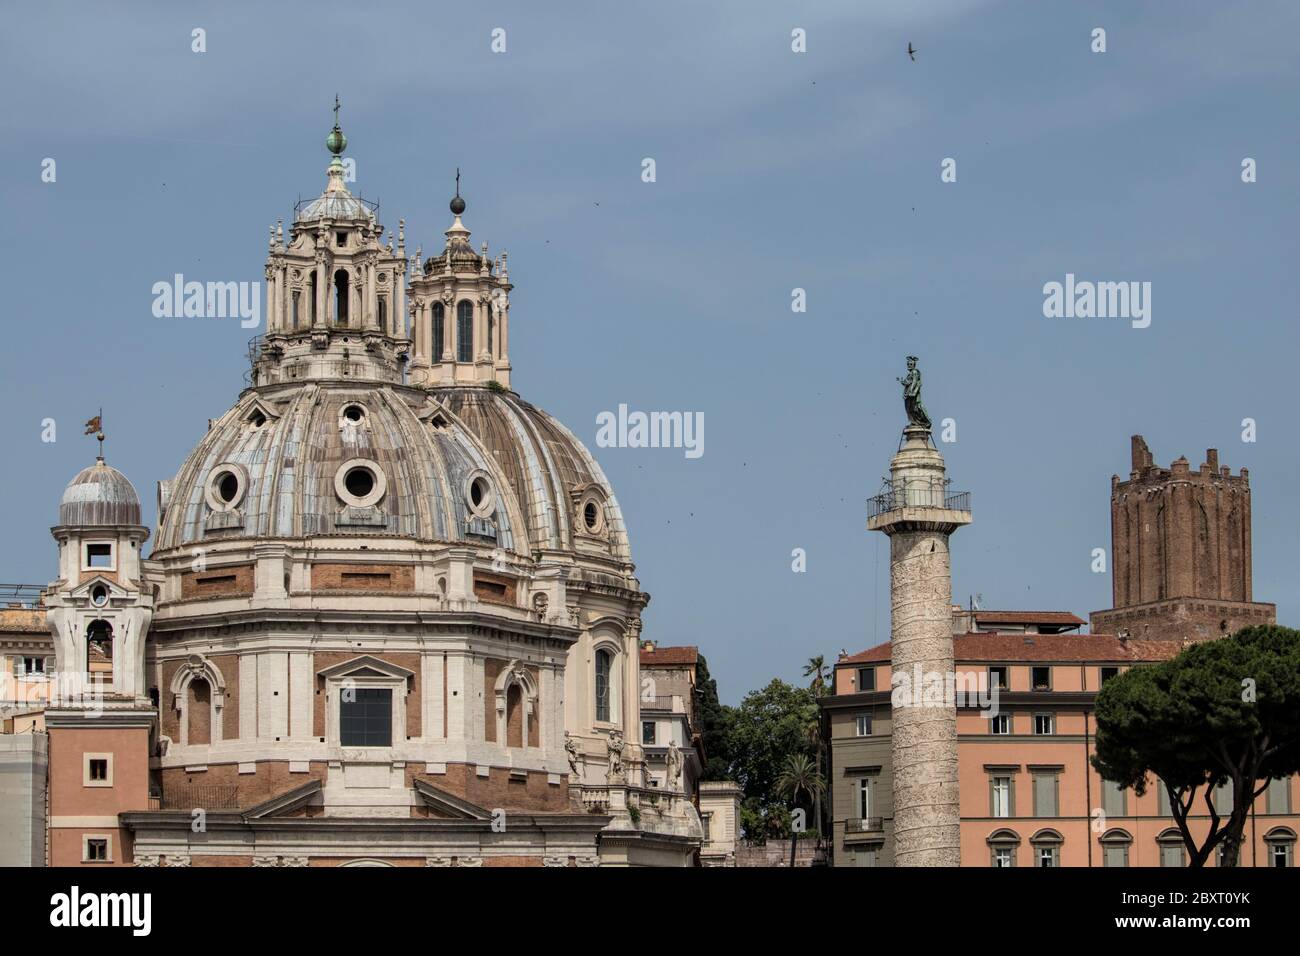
[295, 190, 372, 223]
[59, 459, 142, 526]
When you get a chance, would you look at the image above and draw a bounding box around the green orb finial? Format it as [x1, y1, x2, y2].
[326, 94, 347, 155]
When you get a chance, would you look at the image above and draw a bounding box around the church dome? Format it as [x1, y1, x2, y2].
[59, 458, 142, 527]
[153, 382, 630, 564]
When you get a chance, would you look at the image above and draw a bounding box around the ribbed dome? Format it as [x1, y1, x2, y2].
[153, 382, 631, 567]
[295, 189, 373, 223]
[59, 459, 142, 527]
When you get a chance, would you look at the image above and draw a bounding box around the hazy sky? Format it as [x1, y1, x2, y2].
[2, 1, 1297, 703]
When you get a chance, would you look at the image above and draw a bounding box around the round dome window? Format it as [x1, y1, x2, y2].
[345, 466, 374, 498]
[217, 472, 240, 504]
[342, 404, 365, 423]
[91, 584, 109, 607]
[204, 463, 247, 512]
[465, 473, 495, 518]
[579, 494, 606, 535]
[334, 458, 387, 508]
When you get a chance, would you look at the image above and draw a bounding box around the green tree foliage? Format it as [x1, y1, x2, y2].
[694, 654, 732, 781]
[726, 678, 819, 840]
[776, 753, 826, 866]
[802, 655, 829, 697]
[1092, 625, 1300, 867]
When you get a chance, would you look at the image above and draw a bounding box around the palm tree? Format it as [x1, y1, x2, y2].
[776, 752, 826, 868]
[803, 656, 829, 696]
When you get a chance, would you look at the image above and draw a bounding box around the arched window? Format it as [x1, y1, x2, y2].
[595, 649, 612, 723]
[334, 270, 349, 325]
[291, 291, 300, 329]
[378, 298, 387, 333]
[506, 684, 524, 748]
[86, 619, 113, 676]
[987, 828, 1020, 868]
[432, 302, 445, 360]
[1029, 828, 1063, 868]
[456, 300, 473, 362]
[1265, 827, 1296, 868]
[188, 678, 212, 746]
[1100, 828, 1133, 868]
[308, 273, 318, 323]
[1157, 828, 1186, 867]
[487, 301, 493, 356]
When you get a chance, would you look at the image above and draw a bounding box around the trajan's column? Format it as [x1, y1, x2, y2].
[867, 357, 971, 866]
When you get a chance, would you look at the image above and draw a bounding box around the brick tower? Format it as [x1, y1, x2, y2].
[1090, 435, 1275, 642]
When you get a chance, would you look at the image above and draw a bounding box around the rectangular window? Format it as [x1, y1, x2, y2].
[987, 666, 1008, 691]
[1102, 779, 1127, 818]
[1272, 844, 1291, 868]
[1031, 666, 1051, 691]
[858, 778, 872, 820]
[1036, 846, 1057, 868]
[855, 714, 872, 737]
[85, 543, 113, 569]
[1267, 777, 1291, 814]
[1103, 844, 1128, 868]
[991, 776, 1013, 818]
[990, 713, 1010, 735]
[1033, 713, 1054, 736]
[84, 838, 109, 863]
[83, 753, 113, 787]
[1214, 782, 1234, 816]
[1100, 666, 1119, 686]
[21, 657, 45, 676]
[856, 667, 876, 691]
[339, 687, 393, 747]
[641, 721, 655, 746]
[992, 846, 1013, 868]
[1033, 772, 1059, 817]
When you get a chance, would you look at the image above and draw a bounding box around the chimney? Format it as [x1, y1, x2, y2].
[1206, 448, 1219, 472]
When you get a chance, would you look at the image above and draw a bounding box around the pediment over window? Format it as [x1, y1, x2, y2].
[316, 655, 415, 681]
[412, 779, 492, 821]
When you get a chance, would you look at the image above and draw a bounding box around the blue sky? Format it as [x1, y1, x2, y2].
[2, 1, 1297, 703]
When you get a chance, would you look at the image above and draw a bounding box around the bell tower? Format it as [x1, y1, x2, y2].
[407, 173, 514, 388]
[44, 454, 156, 866]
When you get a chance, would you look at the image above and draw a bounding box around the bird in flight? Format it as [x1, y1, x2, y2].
[907, 42, 917, 62]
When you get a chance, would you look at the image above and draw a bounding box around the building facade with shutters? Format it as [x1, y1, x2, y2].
[825, 625, 1300, 868]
